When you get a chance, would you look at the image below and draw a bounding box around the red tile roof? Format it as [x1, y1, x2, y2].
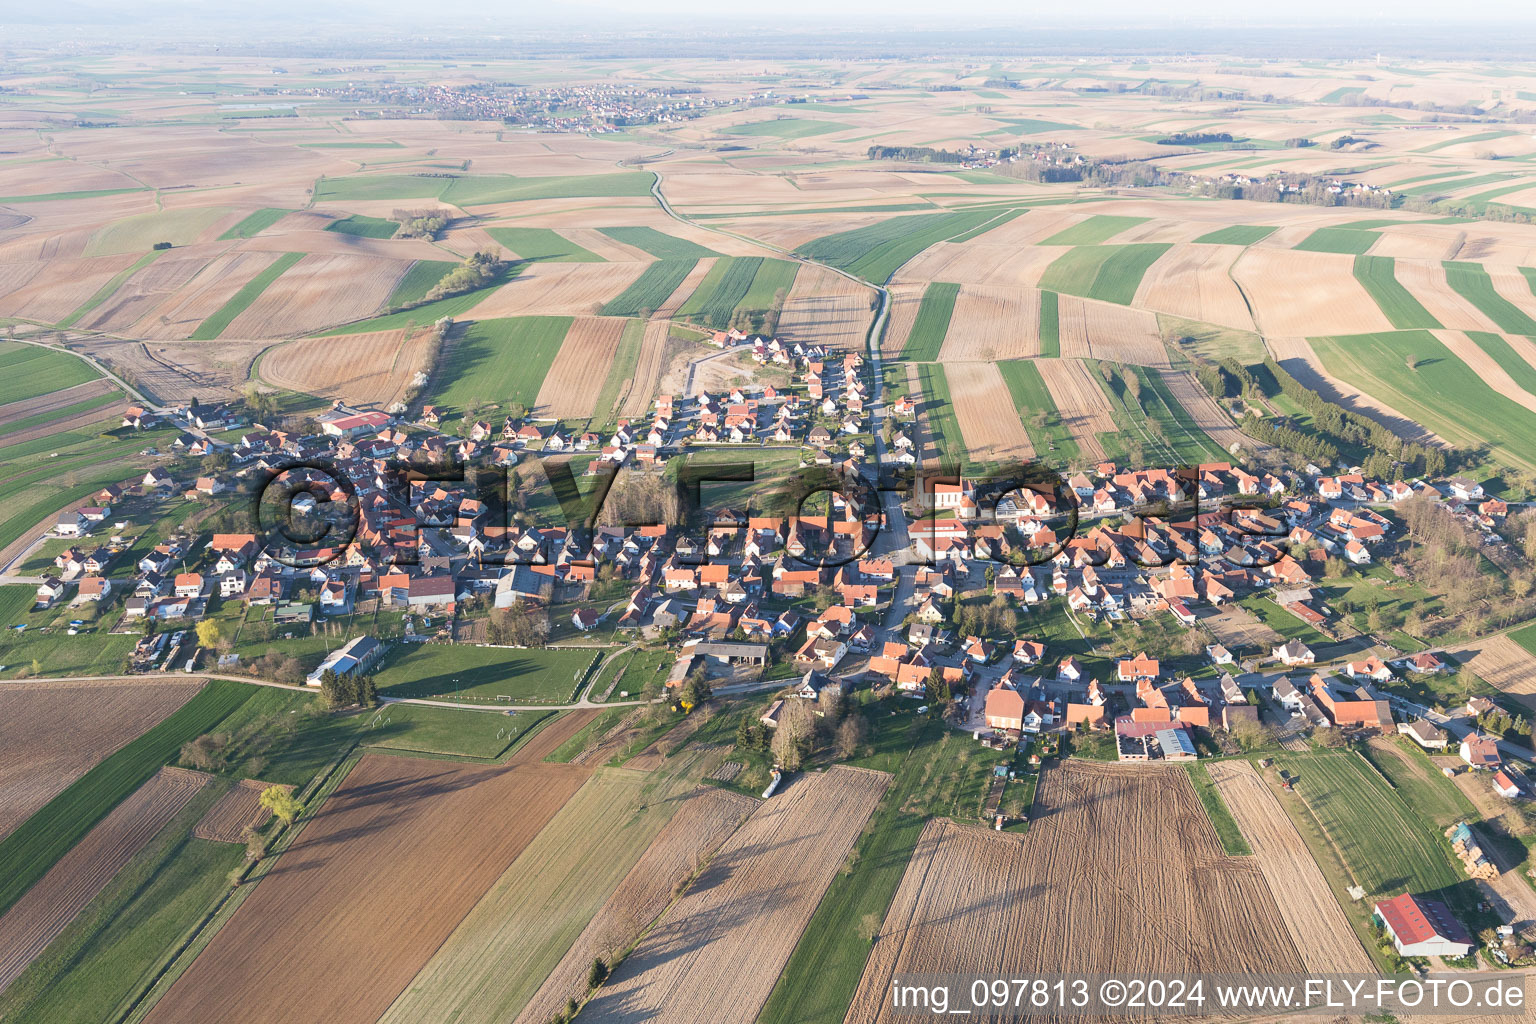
[1374, 893, 1472, 948]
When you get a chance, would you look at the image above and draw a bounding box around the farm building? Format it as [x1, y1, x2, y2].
[1372, 893, 1474, 958]
[306, 635, 386, 687]
[691, 641, 768, 668]
[1113, 717, 1195, 762]
[321, 411, 393, 437]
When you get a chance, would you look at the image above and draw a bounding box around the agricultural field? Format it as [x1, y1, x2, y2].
[847, 762, 1304, 1024]
[371, 642, 600, 702]
[600, 260, 699, 317]
[261, 326, 429, 408]
[487, 226, 605, 263]
[897, 281, 958, 360]
[0, 344, 102, 406]
[1447, 633, 1536, 711]
[426, 315, 572, 413]
[597, 226, 718, 259]
[796, 209, 1001, 283]
[1038, 243, 1171, 305]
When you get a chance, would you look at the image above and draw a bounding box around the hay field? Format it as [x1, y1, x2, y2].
[584, 766, 889, 1024]
[261, 328, 429, 408]
[619, 320, 671, 419]
[938, 285, 1040, 361]
[533, 316, 627, 419]
[0, 679, 202, 842]
[1132, 244, 1256, 331]
[473, 261, 650, 319]
[133, 251, 283, 340]
[0, 767, 209, 993]
[192, 779, 280, 843]
[223, 253, 405, 337]
[948, 361, 1035, 463]
[1056, 295, 1169, 368]
[1445, 635, 1536, 711]
[1233, 248, 1394, 337]
[142, 755, 590, 1024]
[847, 762, 1304, 1024]
[516, 785, 756, 1024]
[775, 264, 872, 351]
[1205, 761, 1373, 974]
[1035, 358, 1113, 463]
[1159, 370, 1252, 454]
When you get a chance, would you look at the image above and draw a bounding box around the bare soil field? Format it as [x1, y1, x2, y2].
[534, 316, 626, 419]
[78, 255, 217, 333]
[192, 779, 281, 843]
[904, 363, 940, 466]
[1264, 335, 1447, 447]
[939, 285, 1040, 361]
[142, 754, 590, 1024]
[1205, 760, 1373, 974]
[0, 767, 210, 993]
[847, 762, 1304, 1024]
[1160, 370, 1255, 454]
[619, 320, 671, 419]
[0, 378, 115, 430]
[1233, 248, 1394, 337]
[880, 283, 923, 355]
[776, 264, 872, 351]
[1056, 295, 1169, 368]
[510, 708, 602, 763]
[133, 251, 283, 340]
[894, 241, 1060, 291]
[1445, 635, 1536, 711]
[1133, 244, 1256, 332]
[1194, 604, 1282, 653]
[224, 253, 407, 337]
[262, 328, 429, 409]
[75, 338, 270, 404]
[516, 785, 756, 1024]
[1394, 260, 1501, 330]
[1433, 331, 1536, 414]
[1035, 357, 1115, 463]
[584, 766, 889, 1024]
[0, 254, 144, 323]
[0, 679, 202, 842]
[651, 258, 713, 319]
[948, 361, 1035, 463]
[472, 261, 649, 319]
[1369, 230, 1463, 262]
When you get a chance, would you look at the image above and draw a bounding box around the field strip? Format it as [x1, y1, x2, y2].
[948, 361, 1035, 463]
[0, 767, 210, 994]
[534, 316, 627, 419]
[1205, 761, 1374, 974]
[619, 320, 671, 419]
[1263, 335, 1447, 447]
[1444, 634, 1536, 711]
[1035, 357, 1112, 463]
[938, 284, 1040, 361]
[1433, 330, 1536, 415]
[191, 779, 279, 843]
[583, 766, 889, 1024]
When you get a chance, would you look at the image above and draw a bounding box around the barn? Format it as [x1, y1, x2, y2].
[1372, 893, 1474, 958]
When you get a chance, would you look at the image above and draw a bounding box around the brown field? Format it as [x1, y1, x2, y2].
[74, 337, 270, 404]
[510, 708, 602, 763]
[847, 762, 1304, 1024]
[1204, 760, 1374, 973]
[651, 258, 714, 319]
[0, 767, 210, 993]
[1445, 635, 1536, 712]
[947, 361, 1035, 463]
[223, 253, 407, 337]
[880, 282, 923, 355]
[1133, 244, 1256, 332]
[1159, 369, 1254, 454]
[893, 241, 1060, 291]
[77, 254, 216, 333]
[1194, 604, 1282, 653]
[904, 363, 940, 466]
[584, 766, 889, 1024]
[1035, 357, 1115, 463]
[1394, 260, 1501, 330]
[192, 779, 281, 843]
[1369, 229, 1463, 262]
[1056, 294, 1169, 368]
[619, 319, 671, 419]
[1265, 335, 1447, 446]
[1434, 331, 1536, 414]
[0, 253, 143, 323]
[534, 316, 626, 419]
[472, 260, 650, 319]
[0, 679, 202, 842]
[515, 785, 757, 1024]
[938, 285, 1040, 361]
[776, 264, 872, 351]
[142, 754, 591, 1024]
[1233, 248, 1394, 337]
[1485, 264, 1536, 321]
[0, 377, 115, 430]
[262, 328, 429, 408]
[134, 251, 283, 340]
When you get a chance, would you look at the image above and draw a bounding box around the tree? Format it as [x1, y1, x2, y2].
[835, 713, 869, 760]
[196, 619, 222, 649]
[259, 785, 302, 827]
[771, 699, 815, 770]
[587, 958, 609, 988]
[679, 668, 712, 711]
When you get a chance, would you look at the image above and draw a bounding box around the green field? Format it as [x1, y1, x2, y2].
[385, 259, 458, 307]
[0, 187, 148, 204]
[58, 251, 162, 328]
[998, 358, 1079, 461]
[677, 256, 767, 330]
[1413, 130, 1518, 154]
[1359, 740, 1477, 829]
[325, 214, 397, 238]
[1353, 255, 1442, 329]
[1294, 227, 1378, 255]
[1193, 224, 1278, 245]
[427, 316, 571, 411]
[0, 679, 255, 919]
[1038, 214, 1149, 246]
[486, 226, 604, 263]
[587, 318, 646, 429]
[358, 704, 552, 759]
[990, 116, 1082, 134]
[945, 207, 1025, 241]
[1396, 171, 1517, 198]
[1310, 329, 1536, 471]
[1320, 86, 1367, 104]
[796, 208, 1001, 283]
[1279, 751, 1465, 898]
[373, 643, 601, 702]
[900, 282, 959, 360]
[83, 207, 232, 256]
[1130, 366, 1228, 463]
[313, 171, 655, 205]
[189, 251, 303, 340]
[0, 343, 102, 405]
[725, 117, 851, 139]
[1038, 243, 1171, 305]
[1039, 290, 1061, 357]
[1185, 763, 1252, 855]
[1465, 330, 1536, 398]
[0, 389, 120, 439]
[915, 362, 963, 465]
[218, 208, 293, 240]
[596, 225, 718, 259]
[736, 257, 798, 319]
[600, 259, 699, 317]
[1443, 260, 1536, 335]
[320, 270, 506, 335]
